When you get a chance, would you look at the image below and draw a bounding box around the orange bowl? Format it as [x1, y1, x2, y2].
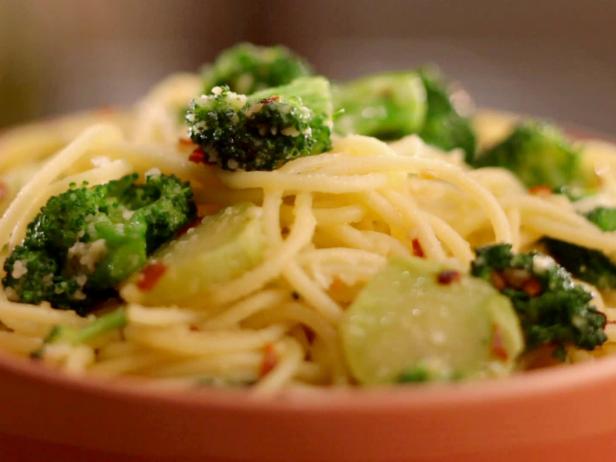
[1, 349, 616, 462]
[2, 116, 616, 462]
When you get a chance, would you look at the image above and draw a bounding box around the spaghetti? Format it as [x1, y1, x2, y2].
[1, 72, 616, 392]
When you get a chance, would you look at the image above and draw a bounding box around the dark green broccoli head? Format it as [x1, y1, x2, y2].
[186, 77, 333, 171]
[471, 244, 607, 352]
[3, 173, 196, 313]
[202, 43, 312, 95]
[333, 72, 427, 139]
[473, 121, 591, 190]
[543, 206, 616, 289]
[417, 68, 476, 163]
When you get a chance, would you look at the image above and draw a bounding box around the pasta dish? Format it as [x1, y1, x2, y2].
[1, 43, 615, 393]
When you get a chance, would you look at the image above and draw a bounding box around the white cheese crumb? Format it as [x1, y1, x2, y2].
[75, 274, 88, 287]
[145, 168, 161, 178]
[281, 126, 300, 137]
[11, 260, 27, 279]
[4, 287, 18, 301]
[244, 103, 263, 117]
[73, 289, 87, 301]
[91, 156, 111, 168]
[533, 254, 555, 274]
[68, 239, 108, 272]
[122, 209, 135, 220]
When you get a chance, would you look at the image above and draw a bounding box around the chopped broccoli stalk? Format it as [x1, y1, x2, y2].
[587, 207, 616, 231]
[471, 244, 607, 352]
[341, 256, 523, 385]
[46, 308, 127, 345]
[3, 174, 196, 313]
[473, 121, 591, 190]
[333, 72, 427, 139]
[31, 308, 126, 358]
[187, 77, 333, 171]
[417, 68, 476, 162]
[201, 43, 312, 95]
[543, 206, 616, 289]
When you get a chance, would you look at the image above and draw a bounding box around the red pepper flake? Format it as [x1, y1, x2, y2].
[529, 185, 552, 196]
[436, 269, 461, 285]
[521, 277, 542, 297]
[490, 271, 507, 291]
[411, 238, 425, 258]
[178, 137, 195, 146]
[198, 203, 224, 216]
[260, 95, 280, 105]
[189, 324, 200, 332]
[189, 148, 206, 164]
[491, 324, 509, 361]
[175, 216, 203, 238]
[259, 343, 278, 377]
[302, 325, 315, 344]
[136, 262, 167, 292]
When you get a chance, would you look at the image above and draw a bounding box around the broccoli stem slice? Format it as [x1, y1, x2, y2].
[31, 308, 127, 358]
[330, 68, 476, 161]
[471, 244, 607, 353]
[333, 72, 427, 140]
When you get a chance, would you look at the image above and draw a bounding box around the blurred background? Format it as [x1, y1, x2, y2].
[1, 0, 615, 132]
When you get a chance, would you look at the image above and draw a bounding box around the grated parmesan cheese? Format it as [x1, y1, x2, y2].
[68, 239, 108, 272]
[11, 260, 27, 279]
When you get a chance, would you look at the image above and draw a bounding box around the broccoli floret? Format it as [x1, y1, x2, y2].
[3, 174, 196, 313]
[331, 68, 475, 160]
[31, 308, 127, 358]
[543, 207, 616, 289]
[187, 77, 333, 171]
[202, 43, 312, 95]
[473, 121, 593, 191]
[471, 244, 607, 352]
[333, 72, 427, 139]
[417, 68, 476, 163]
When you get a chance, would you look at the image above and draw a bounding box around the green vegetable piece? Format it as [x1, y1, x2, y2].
[187, 76, 333, 171]
[473, 121, 590, 190]
[3, 174, 196, 314]
[202, 43, 312, 95]
[397, 365, 431, 383]
[543, 206, 616, 289]
[472, 244, 607, 351]
[340, 257, 523, 385]
[417, 68, 476, 162]
[122, 203, 265, 308]
[333, 72, 427, 139]
[587, 207, 616, 231]
[31, 308, 126, 358]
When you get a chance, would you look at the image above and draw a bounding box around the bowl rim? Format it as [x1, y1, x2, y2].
[2, 346, 616, 413]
